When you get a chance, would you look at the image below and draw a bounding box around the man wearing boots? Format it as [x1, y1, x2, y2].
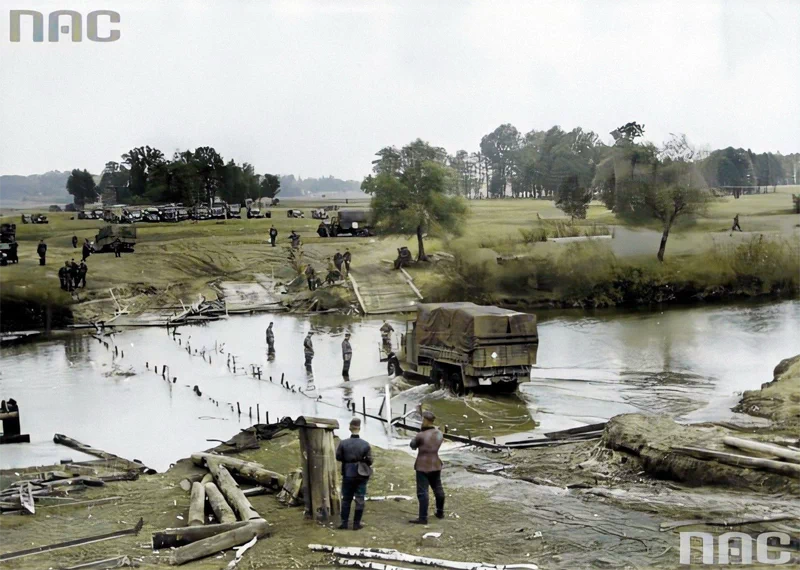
[341, 332, 352, 377]
[409, 409, 445, 524]
[335, 417, 372, 530]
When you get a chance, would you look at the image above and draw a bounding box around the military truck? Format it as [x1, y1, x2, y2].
[386, 302, 538, 394]
[322, 209, 374, 237]
[0, 224, 18, 265]
[94, 225, 136, 253]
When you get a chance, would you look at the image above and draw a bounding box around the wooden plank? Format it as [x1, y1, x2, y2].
[169, 520, 268, 565]
[0, 518, 143, 561]
[722, 436, 800, 464]
[20, 483, 34, 514]
[191, 453, 284, 490]
[544, 422, 608, 439]
[53, 434, 152, 472]
[672, 446, 800, 478]
[348, 274, 367, 314]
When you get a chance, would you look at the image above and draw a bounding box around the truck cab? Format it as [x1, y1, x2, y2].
[387, 303, 538, 394]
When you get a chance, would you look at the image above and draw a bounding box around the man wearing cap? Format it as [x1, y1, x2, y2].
[335, 417, 372, 530]
[303, 331, 314, 368]
[341, 332, 352, 377]
[409, 409, 445, 524]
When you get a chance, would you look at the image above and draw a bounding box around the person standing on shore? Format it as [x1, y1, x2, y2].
[731, 214, 743, 233]
[408, 409, 445, 524]
[335, 417, 372, 530]
[72, 235, 78, 248]
[37, 239, 47, 265]
[82, 238, 92, 262]
[341, 332, 352, 377]
[266, 322, 275, 353]
[303, 331, 314, 369]
[269, 226, 278, 247]
[342, 248, 352, 275]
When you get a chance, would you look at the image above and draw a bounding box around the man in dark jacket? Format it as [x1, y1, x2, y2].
[266, 322, 275, 350]
[37, 240, 47, 265]
[269, 226, 278, 247]
[69, 259, 80, 290]
[342, 248, 352, 274]
[335, 417, 372, 530]
[409, 409, 445, 524]
[341, 332, 352, 377]
[58, 262, 69, 290]
[72, 235, 78, 248]
[81, 238, 92, 262]
[303, 331, 314, 368]
[77, 261, 88, 288]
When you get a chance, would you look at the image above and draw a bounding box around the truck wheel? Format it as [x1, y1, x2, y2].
[495, 380, 519, 394]
[449, 372, 465, 396]
[431, 368, 442, 389]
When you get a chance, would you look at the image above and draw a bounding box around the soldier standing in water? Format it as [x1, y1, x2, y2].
[266, 322, 275, 357]
[303, 331, 314, 369]
[341, 332, 352, 377]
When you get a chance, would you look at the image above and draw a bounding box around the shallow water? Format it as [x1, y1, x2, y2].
[1, 300, 797, 470]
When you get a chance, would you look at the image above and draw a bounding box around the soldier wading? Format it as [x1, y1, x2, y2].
[303, 331, 314, 369]
[341, 332, 352, 377]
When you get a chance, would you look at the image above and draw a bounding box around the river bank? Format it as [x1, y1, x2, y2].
[1, 355, 798, 568]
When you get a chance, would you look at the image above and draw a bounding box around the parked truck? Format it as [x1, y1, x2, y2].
[386, 302, 538, 394]
[94, 225, 136, 253]
[319, 209, 374, 237]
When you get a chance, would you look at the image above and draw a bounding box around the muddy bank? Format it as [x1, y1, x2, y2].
[0, 294, 73, 332]
[734, 354, 800, 432]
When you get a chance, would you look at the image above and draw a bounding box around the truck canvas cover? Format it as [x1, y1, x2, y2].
[416, 302, 537, 353]
[338, 210, 369, 224]
[97, 225, 136, 240]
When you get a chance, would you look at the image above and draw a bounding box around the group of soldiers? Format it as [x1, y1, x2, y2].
[58, 259, 88, 291]
[304, 248, 353, 291]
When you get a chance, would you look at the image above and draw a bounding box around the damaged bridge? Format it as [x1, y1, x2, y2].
[348, 264, 422, 315]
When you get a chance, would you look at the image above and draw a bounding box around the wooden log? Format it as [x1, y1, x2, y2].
[205, 482, 237, 524]
[188, 482, 206, 526]
[544, 422, 608, 439]
[672, 446, 800, 478]
[40, 497, 121, 509]
[660, 514, 797, 532]
[277, 469, 303, 506]
[242, 486, 268, 497]
[200, 473, 214, 485]
[152, 521, 249, 549]
[62, 555, 133, 569]
[723, 436, 800, 464]
[191, 453, 284, 490]
[206, 460, 261, 521]
[169, 519, 269, 565]
[298, 423, 339, 522]
[308, 545, 540, 570]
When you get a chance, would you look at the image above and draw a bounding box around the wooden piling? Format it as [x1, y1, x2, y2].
[168, 520, 268, 565]
[188, 482, 205, 526]
[362, 397, 366, 419]
[256, 404, 260, 423]
[152, 521, 248, 550]
[204, 482, 236, 524]
[205, 460, 261, 521]
[237, 403, 241, 415]
[296, 417, 340, 523]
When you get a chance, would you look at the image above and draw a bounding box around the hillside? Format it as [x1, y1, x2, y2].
[0, 171, 70, 205]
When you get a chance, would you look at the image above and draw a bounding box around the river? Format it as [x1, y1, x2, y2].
[1, 300, 797, 471]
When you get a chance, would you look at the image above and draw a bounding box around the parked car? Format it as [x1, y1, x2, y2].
[227, 204, 242, 219]
[286, 209, 304, 218]
[48, 205, 63, 212]
[247, 206, 264, 219]
[143, 208, 161, 222]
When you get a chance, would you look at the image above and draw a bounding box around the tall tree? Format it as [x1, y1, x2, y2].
[260, 174, 281, 199]
[66, 169, 98, 208]
[554, 175, 592, 220]
[97, 161, 129, 202]
[363, 140, 468, 261]
[121, 146, 165, 198]
[191, 146, 224, 204]
[480, 124, 520, 197]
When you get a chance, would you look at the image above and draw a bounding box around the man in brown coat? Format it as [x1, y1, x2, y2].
[408, 409, 445, 524]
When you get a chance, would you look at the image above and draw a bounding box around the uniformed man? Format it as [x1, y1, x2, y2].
[269, 226, 278, 247]
[334, 251, 344, 273]
[341, 332, 352, 377]
[335, 417, 372, 530]
[77, 261, 88, 288]
[71, 235, 78, 248]
[113, 239, 122, 258]
[69, 259, 80, 290]
[342, 248, 352, 274]
[266, 322, 275, 352]
[58, 262, 69, 290]
[731, 214, 743, 232]
[37, 239, 47, 265]
[380, 321, 394, 352]
[290, 230, 301, 249]
[303, 331, 314, 368]
[81, 239, 92, 262]
[326, 257, 340, 284]
[408, 409, 445, 524]
[305, 264, 317, 291]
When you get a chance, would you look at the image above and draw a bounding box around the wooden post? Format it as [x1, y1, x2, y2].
[362, 397, 366, 419]
[205, 460, 262, 521]
[257, 404, 260, 424]
[188, 482, 205, 526]
[276, 469, 303, 507]
[152, 521, 249, 550]
[296, 417, 341, 523]
[204, 483, 236, 524]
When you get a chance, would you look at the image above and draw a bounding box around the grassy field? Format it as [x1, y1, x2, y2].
[1, 188, 798, 327]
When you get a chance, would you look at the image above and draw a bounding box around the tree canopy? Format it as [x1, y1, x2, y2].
[65, 169, 98, 208]
[362, 139, 468, 260]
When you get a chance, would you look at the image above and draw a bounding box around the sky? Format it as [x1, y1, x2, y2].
[1, 0, 798, 179]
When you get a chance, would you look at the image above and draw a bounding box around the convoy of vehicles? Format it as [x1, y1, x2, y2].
[385, 302, 539, 394]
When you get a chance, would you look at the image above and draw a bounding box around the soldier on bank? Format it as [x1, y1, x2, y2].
[380, 321, 394, 352]
[58, 262, 69, 290]
[408, 409, 445, 524]
[269, 226, 278, 247]
[113, 239, 122, 258]
[303, 331, 314, 369]
[305, 264, 317, 291]
[290, 230, 301, 249]
[731, 214, 743, 233]
[335, 417, 372, 530]
[77, 261, 88, 288]
[342, 332, 352, 377]
[82, 238, 92, 262]
[72, 235, 78, 248]
[37, 239, 47, 265]
[342, 248, 352, 274]
[69, 259, 80, 290]
[334, 250, 344, 273]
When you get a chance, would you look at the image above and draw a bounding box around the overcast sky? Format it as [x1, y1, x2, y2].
[1, 0, 798, 179]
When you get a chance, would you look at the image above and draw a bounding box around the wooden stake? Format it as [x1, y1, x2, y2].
[188, 482, 206, 526]
[204, 482, 237, 524]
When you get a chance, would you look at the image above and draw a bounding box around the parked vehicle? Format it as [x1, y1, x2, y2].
[124, 208, 143, 223]
[31, 214, 49, 224]
[319, 209, 373, 237]
[20, 214, 31, 224]
[247, 206, 264, 219]
[386, 303, 539, 394]
[95, 225, 136, 253]
[177, 208, 190, 221]
[143, 207, 161, 222]
[311, 208, 329, 220]
[227, 204, 242, 219]
[160, 207, 178, 222]
[48, 205, 63, 212]
[191, 207, 211, 221]
[210, 204, 227, 219]
[286, 209, 304, 218]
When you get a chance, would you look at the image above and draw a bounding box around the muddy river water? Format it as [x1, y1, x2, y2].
[1, 300, 797, 471]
